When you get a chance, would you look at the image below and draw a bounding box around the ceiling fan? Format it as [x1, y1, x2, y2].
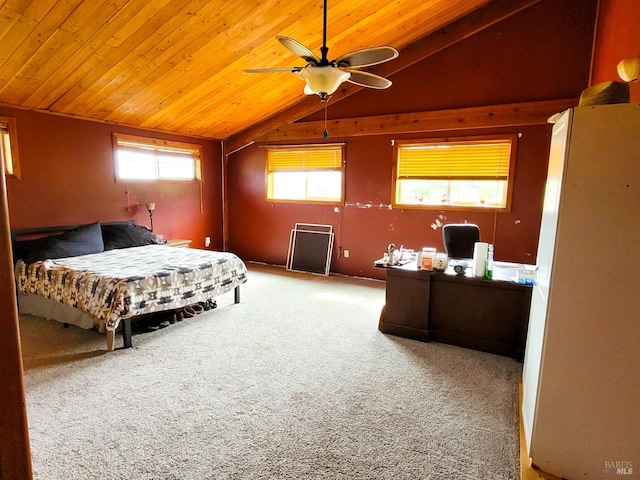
[245, 0, 399, 101]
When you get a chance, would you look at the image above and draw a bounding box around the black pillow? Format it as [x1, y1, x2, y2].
[101, 223, 158, 250]
[19, 222, 104, 264]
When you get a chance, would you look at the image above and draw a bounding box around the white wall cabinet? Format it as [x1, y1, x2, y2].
[522, 104, 640, 479]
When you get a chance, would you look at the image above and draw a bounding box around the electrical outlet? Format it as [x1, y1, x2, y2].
[205, 236, 211, 247]
[344, 249, 349, 258]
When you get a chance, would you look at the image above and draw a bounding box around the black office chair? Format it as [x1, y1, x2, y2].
[442, 223, 480, 259]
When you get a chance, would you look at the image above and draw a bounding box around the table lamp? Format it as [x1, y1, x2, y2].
[145, 202, 156, 232]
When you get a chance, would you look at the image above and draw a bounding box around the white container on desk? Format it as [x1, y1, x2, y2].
[472, 242, 488, 277]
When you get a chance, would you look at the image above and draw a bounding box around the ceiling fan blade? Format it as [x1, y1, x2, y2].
[276, 36, 320, 64]
[345, 70, 392, 89]
[244, 67, 302, 73]
[335, 46, 399, 68]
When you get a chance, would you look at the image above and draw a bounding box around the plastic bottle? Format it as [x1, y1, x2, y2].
[485, 244, 494, 279]
[387, 243, 396, 265]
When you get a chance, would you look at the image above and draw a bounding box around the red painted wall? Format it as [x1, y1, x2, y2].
[229, 124, 554, 278]
[227, 0, 598, 280]
[591, 0, 640, 103]
[3, 108, 223, 250]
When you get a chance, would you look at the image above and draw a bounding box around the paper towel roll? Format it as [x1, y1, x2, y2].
[473, 242, 489, 277]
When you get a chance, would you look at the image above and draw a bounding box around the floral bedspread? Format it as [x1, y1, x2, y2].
[15, 245, 248, 332]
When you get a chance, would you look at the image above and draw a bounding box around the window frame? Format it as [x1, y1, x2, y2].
[1, 116, 20, 179]
[392, 134, 517, 212]
[265, 144, 346, 205]
[112, 132, 202, 183]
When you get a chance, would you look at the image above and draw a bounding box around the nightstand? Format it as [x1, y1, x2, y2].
[166, 239, 192, 248]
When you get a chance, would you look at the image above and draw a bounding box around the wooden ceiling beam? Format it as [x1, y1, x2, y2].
[224, 0, 544, 155]
[256, 98, 576, 141]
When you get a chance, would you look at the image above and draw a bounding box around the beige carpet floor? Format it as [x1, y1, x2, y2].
[20, 262, 522, 479]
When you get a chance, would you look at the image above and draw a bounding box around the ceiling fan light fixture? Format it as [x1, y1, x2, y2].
[617, 57, 640, 82]
[245, 0, 397, 101]
[297, 66, 351, 97]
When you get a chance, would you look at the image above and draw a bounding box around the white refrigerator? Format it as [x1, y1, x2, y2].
[522, 103, 640, 479]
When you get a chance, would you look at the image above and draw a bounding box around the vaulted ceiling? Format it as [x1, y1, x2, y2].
[0, 0, 543, 147]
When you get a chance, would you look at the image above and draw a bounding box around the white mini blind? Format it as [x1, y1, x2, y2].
[397, 139, 512, 180]
[0, 123, 10, 173]
[0, 117, 19, 178]
[115, 134, 201, 159]
[113, 133, 202, 181]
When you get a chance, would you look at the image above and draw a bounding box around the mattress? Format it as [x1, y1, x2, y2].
[15, 245, 247, 332]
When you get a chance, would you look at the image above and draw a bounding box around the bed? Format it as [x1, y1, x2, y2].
[11, 221, 248, 350]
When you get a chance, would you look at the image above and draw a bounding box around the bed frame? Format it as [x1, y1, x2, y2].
[11, 221, 242, 350]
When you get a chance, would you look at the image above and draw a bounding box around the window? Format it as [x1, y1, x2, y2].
[1, 117, 20, 178]
[266, 144, 345, 203]
[113, 133, 202, 181]
[393, 135, 516, 211]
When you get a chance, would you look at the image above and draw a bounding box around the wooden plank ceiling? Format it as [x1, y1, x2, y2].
[0, 0, 502, 141]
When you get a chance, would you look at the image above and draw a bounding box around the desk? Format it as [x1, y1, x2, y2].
[378, 262, 532, 360]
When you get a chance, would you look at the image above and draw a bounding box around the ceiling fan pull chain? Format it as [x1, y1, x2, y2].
[323, 101, 329, 138]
